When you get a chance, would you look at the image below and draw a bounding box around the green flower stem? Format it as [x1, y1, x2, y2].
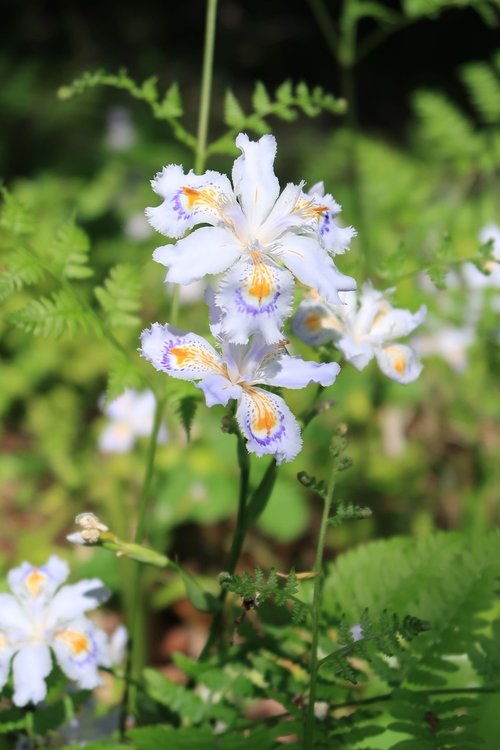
[123, 394, 166, 721]
[195, 0, 218, 174]
[303, 462, 337, 750]
[198, 430, 250, 660]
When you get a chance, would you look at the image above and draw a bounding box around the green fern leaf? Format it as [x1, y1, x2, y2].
[224, 89, 246, 128]
[0, 189, 33, 236]
[462, 60, 500, 124]
[50, 219, 93, 280]
[95, 263, 141, 329]
[8, 290, 100, 338]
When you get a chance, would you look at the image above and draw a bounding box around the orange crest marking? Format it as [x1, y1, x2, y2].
[25, 569, 46, 597]
[57, 629, 90, 655]
[181, 186, 200, 209]
[169, 346, 191, 366]
[386, 346, 407, 375]
[247, 255, 275, 303]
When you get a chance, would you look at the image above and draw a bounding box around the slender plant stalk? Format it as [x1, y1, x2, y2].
[195, 0, 218, 174]
[303, 463, 337, 749]
[198, 430, 250, 660]
[124, 0, 219, 715]
[124, 395, 166, 723]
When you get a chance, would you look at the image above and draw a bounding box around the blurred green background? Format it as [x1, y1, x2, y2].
[1, 0, 500, 670]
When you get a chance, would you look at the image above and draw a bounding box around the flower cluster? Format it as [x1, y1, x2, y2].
[141, 133, 425, 461]
[292, 285, 426, 384]
[0, 556, 111, 706]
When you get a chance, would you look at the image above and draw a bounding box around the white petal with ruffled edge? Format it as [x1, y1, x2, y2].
[141, 323, 224, 380]
[146, 165, 236, 238]
[292, 297, 344, 346]
[260, 353, 340, 389]
[370, 304, 427, 342]
[216, 255, 294, 344]
[8, 556, 69, 603]
[278, 234, 356, 303]
[12, 644, 52, 707]
[375, 344, 423, 384]
[53, 620, 110, 690]
[335, 336, 375, 370]
[236, 388, 302, 464]
[153, 226, 242, 285]
[232, 134, 280, 230]
[46, 580, 110, 628]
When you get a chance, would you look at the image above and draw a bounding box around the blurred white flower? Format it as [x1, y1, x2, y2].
[105, 106, 136, 151]
[0, 556, 110, 706]
[98, 389, 168, 454]
[109, 624, 128, 667]
[413, 323, 475, 373]
[166, 280, 206, 305]
[124, 213, 153, 241]
[293, 284, 426, 384]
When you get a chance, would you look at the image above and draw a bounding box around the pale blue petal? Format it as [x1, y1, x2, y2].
[146, 164, 235, 238]
[215, 255, 294, 344]
[140, 323, 223, 380]
[260, 354, 340, 389]
[12, 644, 52, 706]
[153, 226, 241, 285]
[336, 336, 374, 370]
[278, 234, 356, 303]
[53, 619, 110, 690]
[232, 134, 280, 229]
[196, 375, 242, 407]
[236, 388, 302, 464]
[375, 344, 423, 383]
[8, 556, 69, 601]
[292, 298, 344, 347]
[46, 580, 110, 628]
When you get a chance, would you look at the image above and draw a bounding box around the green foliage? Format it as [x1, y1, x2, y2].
[59, 69, 195, 150]
[220, 566, 308, 624]
[8, 289, 101, 338]
[95, 263, 142, 329]
[208, 81, 346, 156]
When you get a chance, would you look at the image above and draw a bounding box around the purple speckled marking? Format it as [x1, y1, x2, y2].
[320, 211, 331, 237]
[246, 408, 286, 447]
[160, 337, 190, 372]
[171, 189, 192, 222]
[234, 288, 280, 316]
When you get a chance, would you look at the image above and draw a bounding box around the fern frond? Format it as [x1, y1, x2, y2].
[0, 189, 34, 236]
[0, 247, 48, 301]
[59, 69, 195, 150]
[209, 81, 346, 156]
[462, 60, 500, 124]
[413, 90, 480, 169]
[7, 290, 100, 338]
[95, 263, 141, 329]
[49, 219, 93, 280]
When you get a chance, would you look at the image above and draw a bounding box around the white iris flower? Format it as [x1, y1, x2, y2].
[146, 133, 356, 345]
[293, 285, 426, 384]
[0, 556, 110, 706]
[140, 300, 340, 464]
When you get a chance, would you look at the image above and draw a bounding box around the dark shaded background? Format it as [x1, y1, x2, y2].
[1, 0, 498, 179]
